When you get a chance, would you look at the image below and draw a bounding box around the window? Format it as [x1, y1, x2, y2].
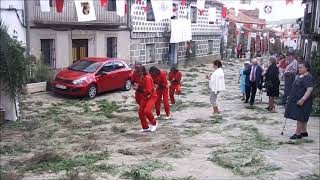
[40, 39, 56, 67]
[191, 6, 197, 23]
[69, 61, 102, 73]
[107, 37, 117, 58]
[146, 0, 155, 21]
[208, 40, 213, 54]
[114, 61, 125, 70]
[108, 0, 116, 11]
[146, 44, 156, 63]
[101, 62, 114, 72]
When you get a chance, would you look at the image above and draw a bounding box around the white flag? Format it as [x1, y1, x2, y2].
[151, 0, 173, 22]
[40, 0, 50, 12]
[208, 8, 216, 22]
[170, 19, 192, 43]
[235, 8, 239, 16]
[197, 0, 205, 11]
[117, 0, 126, 17]
[74, 0, 96, 22]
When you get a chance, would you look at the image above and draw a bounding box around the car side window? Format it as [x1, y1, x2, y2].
[101, 63, 114, 73]
[114, 62, 125, 70]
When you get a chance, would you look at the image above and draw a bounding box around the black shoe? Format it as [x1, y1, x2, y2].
[301, 132, 308, 137]
[244, 101, 248, 103]
[290, 134, 302, 140]
[241, 98, 245, 101]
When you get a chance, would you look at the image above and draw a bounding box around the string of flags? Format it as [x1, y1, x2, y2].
[39, 0, 228, 22]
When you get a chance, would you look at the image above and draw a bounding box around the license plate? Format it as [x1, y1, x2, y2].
[55, 84, 67, 89]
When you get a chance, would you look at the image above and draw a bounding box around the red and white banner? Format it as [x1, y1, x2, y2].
[116, 0, 126, 17]
[40, 0, 50, 12]
[74, 0, 96, 22]
[100, 0, 108, 7]
[151, 0, 173, 21]
[55, 0, 64, 13]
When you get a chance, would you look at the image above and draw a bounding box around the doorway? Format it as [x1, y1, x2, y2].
[107, 37, 117, 58]
[72, 39, 88, 62]
[146, 44, 155, 63]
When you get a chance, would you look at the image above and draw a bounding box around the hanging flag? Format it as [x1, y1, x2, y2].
[40, 0, 50, 12]
[198, 9, 205, 16]
[151, 0, 173, 22]
[74, 0, 96, 22]
[208, 8, 216, 22]
[116, 0, 126, 17]
[221, 7, 227, 18]
[181, 0, 186, 6]
[245, 24, 251, 29]
[100, 0, 108, 7]
[285, 0, 293, 6]
[197, 0, 205, 12]
[56, 0, 64, 13]
[235, 8, 239, 16]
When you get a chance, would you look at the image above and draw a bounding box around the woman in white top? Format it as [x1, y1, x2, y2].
[206, 60, 226, 114]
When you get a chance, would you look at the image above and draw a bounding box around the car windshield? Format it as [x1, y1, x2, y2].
[68, 60, 102, 73]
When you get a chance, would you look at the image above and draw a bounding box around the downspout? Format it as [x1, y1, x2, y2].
[24, 0, 31, 56]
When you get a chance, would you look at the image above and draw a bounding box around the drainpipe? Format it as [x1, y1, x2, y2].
[24, 0, 31, 56]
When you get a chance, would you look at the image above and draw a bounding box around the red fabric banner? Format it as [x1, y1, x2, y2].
[222, 7, 227, 18]
[55, 0, 64, 13]
[181, 0, 186, 6]
[285, 0, 293, 5]
[198, 9, 205, 16]
[100, 0, 108, 7]
[245, 24, 251, 29]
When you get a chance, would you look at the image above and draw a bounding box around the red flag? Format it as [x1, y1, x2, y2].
[55, 0, 64, 13]
[181, 0, 186, 6]
[222, 7, 227, 18]
[100, 0, 108, 7]
[285, 0, 293, 5]
[198, 9, 205, 16]
[142, 6, 148, 13]
[173, 8, 178, 13]
[136, 0, 142, 5]
[245, 24, 251, 29]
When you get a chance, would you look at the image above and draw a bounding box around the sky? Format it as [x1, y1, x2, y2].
[221, 0, 305, 22]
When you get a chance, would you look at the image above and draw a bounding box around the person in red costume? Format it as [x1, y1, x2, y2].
[168, 67, 182, 104]
[131, 63, 143, 105]
[138, 66, 158, 132]
[149, 66, 171, 120]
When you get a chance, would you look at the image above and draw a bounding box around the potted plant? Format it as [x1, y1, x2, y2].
[0, 20, 31, 121]
[26, 56, 54, 94]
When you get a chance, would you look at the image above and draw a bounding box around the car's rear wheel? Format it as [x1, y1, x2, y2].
[87, 84, 97, 99]
[123, 79, 132, 91]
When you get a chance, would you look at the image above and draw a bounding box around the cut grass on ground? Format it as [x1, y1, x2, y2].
[208, 125, 279, 176]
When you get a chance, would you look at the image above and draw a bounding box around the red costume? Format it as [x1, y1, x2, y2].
[151, 70, 171, 117]
[131, 70, 143, 105]
[139, 74, 157, 129]
[168, 70, 182, 104]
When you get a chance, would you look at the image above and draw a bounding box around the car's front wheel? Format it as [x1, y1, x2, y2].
[87, 84, 97, 99]
[123, 79, 132, 91]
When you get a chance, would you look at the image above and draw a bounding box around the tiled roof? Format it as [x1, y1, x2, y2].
[227, 8, 266, 25]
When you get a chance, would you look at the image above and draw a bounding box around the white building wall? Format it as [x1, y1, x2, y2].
[0, 0, 26, 44]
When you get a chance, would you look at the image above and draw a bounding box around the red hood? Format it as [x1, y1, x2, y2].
[56, 68, 89, 80]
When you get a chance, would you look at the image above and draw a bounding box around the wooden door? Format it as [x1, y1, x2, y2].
[72, 39, 88, 62]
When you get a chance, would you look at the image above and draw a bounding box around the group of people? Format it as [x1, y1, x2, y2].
[131, 64, 182, 132]
[239, 51, 314, 140]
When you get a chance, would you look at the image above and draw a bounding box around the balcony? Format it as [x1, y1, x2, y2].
[32, 1, 127, 26]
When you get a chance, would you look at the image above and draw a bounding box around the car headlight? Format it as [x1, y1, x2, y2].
[72, 77, 87, 85]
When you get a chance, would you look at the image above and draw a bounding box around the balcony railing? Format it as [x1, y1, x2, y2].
[32, 1, 127, 26]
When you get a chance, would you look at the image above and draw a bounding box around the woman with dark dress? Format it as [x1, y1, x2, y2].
[265, 57, 280, 112]
[285, 62, 314, 140]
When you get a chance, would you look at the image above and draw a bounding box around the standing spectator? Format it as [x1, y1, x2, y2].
[282, 51, 298, 104]
[184, 41, 193, 68]
[137, 66, 158, 132]
[206, 60, 225, 114]
[285, 62, 314, 139]
[265, 56, 280, 112]
[277, 54, 287, 80]
[149, 66, 171, 119]
[239, 61, 250, 101]
[236, 44, 241, 59]
[244, 58, 263, 106]
[168, 67, 182, 105]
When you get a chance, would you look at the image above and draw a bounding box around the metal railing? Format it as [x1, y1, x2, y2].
[32, 1, 127, 25]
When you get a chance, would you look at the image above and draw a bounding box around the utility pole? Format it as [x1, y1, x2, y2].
[24, 0, 30, 56]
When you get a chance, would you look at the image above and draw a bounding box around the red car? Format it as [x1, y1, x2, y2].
[52, 58, 132, 99]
